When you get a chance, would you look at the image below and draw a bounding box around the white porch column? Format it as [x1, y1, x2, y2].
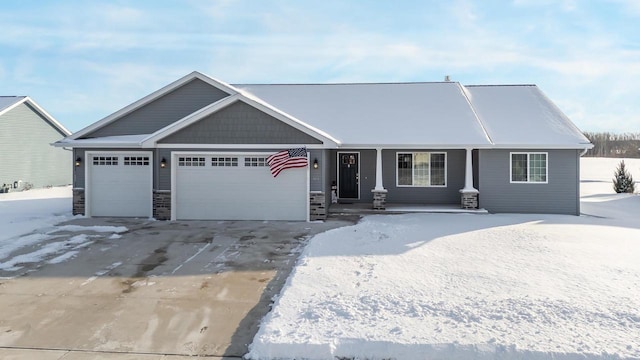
[462, 147, 477, 192]
[372, 148, 388, 210]
[374, 147, 385, 191]
[460, 148, 479, 209]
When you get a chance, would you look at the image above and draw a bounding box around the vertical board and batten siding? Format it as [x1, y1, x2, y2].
[85, 79, 230, 138]
[158, 101, 322, 145]
[381, 149, 465, 204]
[0, 103, 71, 188]
[478, 149, 580, 215]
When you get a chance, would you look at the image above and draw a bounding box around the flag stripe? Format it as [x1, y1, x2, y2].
[267, 147, 308, 177]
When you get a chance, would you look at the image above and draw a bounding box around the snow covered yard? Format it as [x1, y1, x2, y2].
[248, 158, 640, 360]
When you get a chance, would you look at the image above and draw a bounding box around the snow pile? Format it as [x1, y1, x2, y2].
[248, 158, 640, 360]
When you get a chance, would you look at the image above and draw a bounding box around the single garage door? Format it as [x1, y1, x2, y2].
[174, 154, 308, 221]
[88, 153, 152, 217]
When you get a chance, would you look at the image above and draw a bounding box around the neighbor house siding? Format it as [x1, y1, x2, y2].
[0, 103, 71, 188]
[85, 79, 230, 138]
[382, 149, 465, 204]
[158, 101, 322, 145]
[478, 149, 580, 215]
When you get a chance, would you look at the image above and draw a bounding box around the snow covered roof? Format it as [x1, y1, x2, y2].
[235, 82, 493, 148]
[464, 85, 591, 148]
[55, 134, 148, 148]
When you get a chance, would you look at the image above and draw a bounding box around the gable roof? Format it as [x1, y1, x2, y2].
[56, 72, 592, 150]
[0, 96, 71, 136]
[235, 82, 493, 148]
[463, 85, 591, 149]
[67, 71, 238, 140]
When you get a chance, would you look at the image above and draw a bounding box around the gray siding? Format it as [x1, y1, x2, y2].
[309, 149, 324, 191]
[85, 79, 229, 137]
[478, 149, 580, 215]
[159, 101, 322, 145]
[382, 149, 465, 204]
[0, 103, 71, 188]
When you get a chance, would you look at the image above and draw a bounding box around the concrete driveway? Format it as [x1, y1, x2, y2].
[0, 216, 355, 359]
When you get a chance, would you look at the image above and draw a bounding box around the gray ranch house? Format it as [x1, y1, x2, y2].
[53, 72, 592, 221]
[1, 96, 71, 191]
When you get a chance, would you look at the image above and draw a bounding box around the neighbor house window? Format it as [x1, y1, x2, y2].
[397, 152, 446, 187]
[511, 152, 548, 183]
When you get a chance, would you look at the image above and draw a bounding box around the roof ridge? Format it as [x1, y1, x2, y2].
[233, 81, 461, 86]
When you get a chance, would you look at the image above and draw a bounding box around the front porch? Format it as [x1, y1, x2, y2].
[328, 202, 488, 215]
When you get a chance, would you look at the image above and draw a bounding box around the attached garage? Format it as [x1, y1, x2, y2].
[86, 152, 153, 217]
[172, 153, 308, 221]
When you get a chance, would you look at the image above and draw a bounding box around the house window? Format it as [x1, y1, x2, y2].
[123, 156, 149, 166]
[92, 156, 118, 166]
[511, 152, 548, 183]
[212, 157, 238, 167]
[397, 152, 446, 187]
[178, 157, 205, 167]
[244, 157, 268, 167]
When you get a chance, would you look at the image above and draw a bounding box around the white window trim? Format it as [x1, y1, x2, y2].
[509, 152, 549, 184]
[395, 151, 447, 188]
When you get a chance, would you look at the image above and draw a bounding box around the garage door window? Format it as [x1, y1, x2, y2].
[178, 157, 205, 167]
[244, 157, 268, 167]
[93, 156, 118, 166]
[212, 157, 238, 167]
[124, 156, 149, 166]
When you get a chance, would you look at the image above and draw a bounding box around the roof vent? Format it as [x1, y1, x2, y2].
[444, 75, 451, 82]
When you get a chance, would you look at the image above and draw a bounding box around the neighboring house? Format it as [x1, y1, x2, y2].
[1, 96, 71, 191]
[53, 72, 592, 220]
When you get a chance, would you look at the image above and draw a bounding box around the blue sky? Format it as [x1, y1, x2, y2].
[1, 0, 638, 133]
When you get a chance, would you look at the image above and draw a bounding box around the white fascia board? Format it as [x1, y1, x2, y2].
[155, 143, 329, 149]
[69, 71, 238, 140]
[0, 97, 25, 117]
[238, 92, 341, 147]
[140, 95, 241, 147]
[339, 143, 495, 149]
[24, 97, 72, 136]
[490, 143, 594, 150]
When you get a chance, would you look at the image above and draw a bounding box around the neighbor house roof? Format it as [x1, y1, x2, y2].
[0, 96, 71, 136]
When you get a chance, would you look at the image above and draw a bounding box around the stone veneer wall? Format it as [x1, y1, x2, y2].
[73, 188, 85, 215]
[372, 189, 387, 210]
[461, 192, 479, 209]
[153, 191, 171, 220]
[309, 191, 326, 220]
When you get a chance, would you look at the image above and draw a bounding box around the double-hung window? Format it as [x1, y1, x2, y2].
[511, 152, 548, 183]
[397, 152, 446, 187]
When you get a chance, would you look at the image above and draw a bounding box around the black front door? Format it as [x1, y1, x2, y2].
[338, 153, 359, 199]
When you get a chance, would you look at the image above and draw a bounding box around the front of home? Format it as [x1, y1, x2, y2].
[54, 72, 592, 220]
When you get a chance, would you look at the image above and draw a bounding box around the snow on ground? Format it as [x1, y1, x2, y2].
[0, 186, 127, 275]
[248, 158, 640, 360]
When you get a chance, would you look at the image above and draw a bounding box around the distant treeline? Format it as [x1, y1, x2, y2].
[583, 132, 640, 158]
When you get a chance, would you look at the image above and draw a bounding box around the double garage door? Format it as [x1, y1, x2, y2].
[174, 154, 308, 221]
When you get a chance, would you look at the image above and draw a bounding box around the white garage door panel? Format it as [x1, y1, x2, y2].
[175, 158, 307, 221]
[89, 154, 152, 217]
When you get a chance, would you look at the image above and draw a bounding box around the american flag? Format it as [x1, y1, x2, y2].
[267, 147, 308, 177]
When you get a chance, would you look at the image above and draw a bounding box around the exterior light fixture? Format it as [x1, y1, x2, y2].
[160, 157, 167, 168]
[313, 158, 318, 169]
[75, 157, 82, 167]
